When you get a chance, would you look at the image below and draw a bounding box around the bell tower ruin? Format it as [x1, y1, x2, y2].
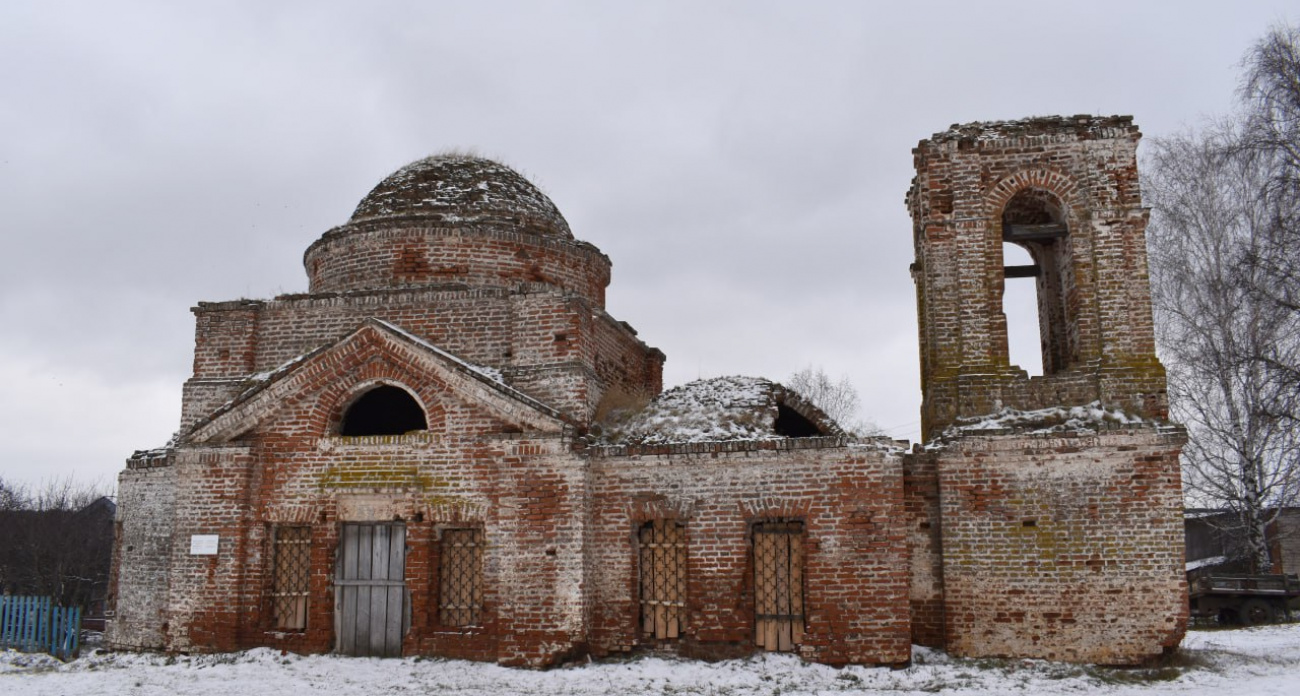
[908, 115, 1169, 440]
[905, 116, 1188, 664]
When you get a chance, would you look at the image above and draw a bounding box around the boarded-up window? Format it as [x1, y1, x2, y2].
[271, 525, 311, 630]
[638, 519, 686, 639]
[439, 528, 484, 627]
[753, 520, 804, 651]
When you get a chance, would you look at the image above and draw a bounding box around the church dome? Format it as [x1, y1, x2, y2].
[348, 155, 572, 239]
[302, 153, 609, 303]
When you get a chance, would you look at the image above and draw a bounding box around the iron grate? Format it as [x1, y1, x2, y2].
[439, 528, 484, 627]
[753, 519, 805, 651]
[271, 525, 311, 630]
[639, 519, 687, 639]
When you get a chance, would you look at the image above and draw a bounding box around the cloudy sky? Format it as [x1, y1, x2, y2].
[0, 1, 1293, 490]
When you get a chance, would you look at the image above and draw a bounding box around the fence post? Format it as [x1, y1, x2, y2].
[0, 596, 9, 650]
[39, 597, 51, 652]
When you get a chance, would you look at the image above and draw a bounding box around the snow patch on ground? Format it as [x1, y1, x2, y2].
[5, 623, 1300, 695]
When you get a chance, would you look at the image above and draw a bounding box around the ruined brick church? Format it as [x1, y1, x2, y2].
[107, 116, 1188, 667]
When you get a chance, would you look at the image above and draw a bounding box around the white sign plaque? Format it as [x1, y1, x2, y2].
[190, 534, 220, 555]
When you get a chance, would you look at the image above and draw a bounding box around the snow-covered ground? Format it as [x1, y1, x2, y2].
[3, 623, 1298, 695]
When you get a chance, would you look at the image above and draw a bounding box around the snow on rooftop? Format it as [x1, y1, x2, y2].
[348, 154, 572, 238]
[941, 401, 1149, 439]
[596, 375, 839, 445]
[928, 115, 1137, 143]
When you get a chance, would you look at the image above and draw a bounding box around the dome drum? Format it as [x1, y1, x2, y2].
[304, 223, 612, 304]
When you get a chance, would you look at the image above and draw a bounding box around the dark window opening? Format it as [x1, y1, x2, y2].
[774, 403, 822, 438]
[1000, 189, 1072, 376]
[340, 385, 428, 436]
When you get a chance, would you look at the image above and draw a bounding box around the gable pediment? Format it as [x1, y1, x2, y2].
[185, 319, 567, 444]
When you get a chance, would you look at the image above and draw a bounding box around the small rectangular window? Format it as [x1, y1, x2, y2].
[271, 526, 311, 630]
[639, 519, 687, 639]
[440, 528, 484, 627]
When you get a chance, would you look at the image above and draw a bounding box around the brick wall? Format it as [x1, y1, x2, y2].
[303, 224, 611, 306]
[106, 453, 177, 650]
[933, 428, 1187, 664]
[163, 447, 258, 652]
[587, 440, 912, 666]
[184, 286, 661, 431]
[903, 451, 944, 648]
[125, 321, 592, 666]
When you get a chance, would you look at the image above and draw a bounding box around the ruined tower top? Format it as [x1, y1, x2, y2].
[907, 115, 1167, 440]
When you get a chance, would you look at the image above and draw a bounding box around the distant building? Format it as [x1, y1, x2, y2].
[108, 117, 1186, 667]
[1185, 507, 1300, 579]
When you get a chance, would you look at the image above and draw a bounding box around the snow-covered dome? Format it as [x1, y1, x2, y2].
[303, 154, 610, 300]
[596, 376, 844, 445]
[348, 155, 572, 239]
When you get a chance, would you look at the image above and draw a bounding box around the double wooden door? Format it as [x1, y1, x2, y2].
[336, 523, 407, 657]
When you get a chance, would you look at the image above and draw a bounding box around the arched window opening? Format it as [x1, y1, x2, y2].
[774, 403, 823, 438]
[1001, 189, 1071, 375]
[340, 385, 428, 436]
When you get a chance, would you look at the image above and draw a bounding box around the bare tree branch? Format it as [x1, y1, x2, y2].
[1144, 23, 1300, 573]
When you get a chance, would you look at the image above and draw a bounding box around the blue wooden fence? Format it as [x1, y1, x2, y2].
[0, 596, 81, 659]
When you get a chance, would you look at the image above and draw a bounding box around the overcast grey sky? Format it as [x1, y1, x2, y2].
[0, 1, 1293, 489]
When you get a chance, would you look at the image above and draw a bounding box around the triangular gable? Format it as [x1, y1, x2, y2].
[185, 318, 568, 444]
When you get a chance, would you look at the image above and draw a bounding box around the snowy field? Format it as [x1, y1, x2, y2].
[3, 623, 1299, 696]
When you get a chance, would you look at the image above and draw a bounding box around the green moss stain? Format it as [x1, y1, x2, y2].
[319, 464, 438, 490]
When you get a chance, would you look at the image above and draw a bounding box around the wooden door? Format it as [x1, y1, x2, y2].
[336, 523, 406, 657]
[753, 520, 804, 652]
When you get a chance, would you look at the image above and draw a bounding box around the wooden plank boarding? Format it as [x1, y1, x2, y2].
[638, 520, 686, 640]
[368, 524, 388, 657]
[337, 523, 406, 657]
[386, 526, 405, 650]
[753, 521, 804, 652]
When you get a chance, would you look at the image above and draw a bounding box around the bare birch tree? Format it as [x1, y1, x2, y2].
[786, 366, 881, 436]
[1145, 23, 1300, 573]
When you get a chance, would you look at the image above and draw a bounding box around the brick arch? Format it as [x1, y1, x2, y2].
[984, 167, 1084, 219]
[331, 379, 426, 433]
[317, 364, 449, 438]
[984, 168, 1092, 376]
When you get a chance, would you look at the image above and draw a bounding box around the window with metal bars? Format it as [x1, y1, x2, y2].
[271, 525, 311, 630]
[638, 519, 687, 640]
[752, 519, 804, 652]
[439, 528, 484, 627]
